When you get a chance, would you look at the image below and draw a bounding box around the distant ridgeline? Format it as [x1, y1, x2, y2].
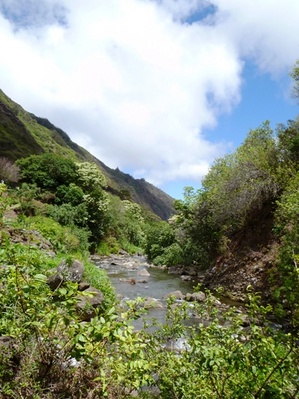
[0, 89, 174, 220]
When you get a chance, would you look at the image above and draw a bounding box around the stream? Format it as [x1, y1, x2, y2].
[93, 253, 245, 330]
[93, 253, 198, 301]
[93, 253, 202, 339]
[92, 253, 247, 352]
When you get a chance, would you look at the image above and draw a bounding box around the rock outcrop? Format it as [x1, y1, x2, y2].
[47, 259, 104, 321]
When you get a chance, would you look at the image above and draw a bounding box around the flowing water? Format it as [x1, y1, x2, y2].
[93, 254, 203, 330]
[93, 254, 199, 301]
[93, 253, 245, 349]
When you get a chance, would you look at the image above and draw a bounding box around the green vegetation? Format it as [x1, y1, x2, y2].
[14, 153, 151, 252]
[0, 89, 174, 220]
[0, 217, 298, 398]
[1, 63, 299, 397]
[1, 129, 298, 399]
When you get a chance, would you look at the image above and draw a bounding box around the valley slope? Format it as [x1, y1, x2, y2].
[0, 89, 174, 220]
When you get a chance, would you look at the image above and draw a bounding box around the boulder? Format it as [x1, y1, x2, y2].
[76, 287, 104, 321]
[164, 290, 184, 300]
[123, 261, 139, 270]
[47, 259, 84, 290]
[185, 291, 206, 302]
[181, 275, 192, 281]
[119, 278, 136, 284]
[168, 266, 183, 275]
[143, 297, 164, 309]
[47, 272, 63, 290]
[78, 281, 90, 291]
[138, 268, 150, 277]
[119, 249, 129, 255]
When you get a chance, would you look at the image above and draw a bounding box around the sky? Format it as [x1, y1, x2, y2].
[0, 0, 298, 199]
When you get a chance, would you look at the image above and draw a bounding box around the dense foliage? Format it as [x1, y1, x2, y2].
[0, 211, 298, 398]
[14, 153, 151, 253]
[1, 61, 299, 398]
[1, 120, 299, 397]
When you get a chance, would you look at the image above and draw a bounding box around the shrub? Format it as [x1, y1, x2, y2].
[17, 153, 77, 190]
[47, 202, 89, 228]
[272, 173, 299, 327]
[96, 236, 120, 255]
[0, 239, 153, 398]
[25, 215, 87, 254]
[152, 242, 183, 266]
[54, 183, 84, 206]
[83, 260, 116, 309]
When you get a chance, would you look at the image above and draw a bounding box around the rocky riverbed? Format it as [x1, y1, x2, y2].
[91, 253, 247, 331]
[91, 253, 201, 303]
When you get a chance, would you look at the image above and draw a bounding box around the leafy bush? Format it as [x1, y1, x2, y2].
[83, 260, 116, 309]
[167, 123, 282, 270]
[202, 122, 279, 232]
[153, 242, 183, 266]
[272, 173, 299, 327]
[144, 221, 183, 266]
[26, 215, 87, 254]
[0, 240, 153, 398]
[54, 183, 84, 206]
[148, 293, 299, 399]
[47, 202, 89, 228]
[17, 153, 77, 190]
[96, 238, 119, 255]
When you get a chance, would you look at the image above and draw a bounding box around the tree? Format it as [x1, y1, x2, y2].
[170, 122, 281, 269]
[75, 162, 107, 191]
[119, 200, 146, 246]
[144, 221, 183, 266]
[17, 153, 77, 190]
[202, 121, 279, 231]
[277, 118, 299, 167]
[75, 162, 110, 248]
[290, 59, 299, 101]
[173, 188, 221, 268]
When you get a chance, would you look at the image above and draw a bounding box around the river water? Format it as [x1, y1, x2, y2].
[93, 253, 198, 301]
[93, 253, 203, 330]
[93, 253, 245, 348]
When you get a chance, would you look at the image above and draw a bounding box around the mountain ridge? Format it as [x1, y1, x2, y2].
[0, 89, 174, 220]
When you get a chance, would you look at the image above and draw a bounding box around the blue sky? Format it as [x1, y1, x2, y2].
[163, 61, 299, 197]
[210, 64, 297, 142]
[0, 0, 298, 199]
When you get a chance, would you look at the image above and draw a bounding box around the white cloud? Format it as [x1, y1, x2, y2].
[210, 0, 299, 75]
[0, 0, 298, 194]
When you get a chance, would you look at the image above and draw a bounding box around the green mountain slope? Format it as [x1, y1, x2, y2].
[0, 89, 174, 219]
[0, 93, 43, 160]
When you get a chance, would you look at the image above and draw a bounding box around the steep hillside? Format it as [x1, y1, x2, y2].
[0, 89, 174, 219]
[0, 93, 43, 160]
[203, 200, 278, 302]
[96, 163, 174, 221]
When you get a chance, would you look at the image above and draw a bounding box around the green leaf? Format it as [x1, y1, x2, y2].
[34, 273, 47, 282]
